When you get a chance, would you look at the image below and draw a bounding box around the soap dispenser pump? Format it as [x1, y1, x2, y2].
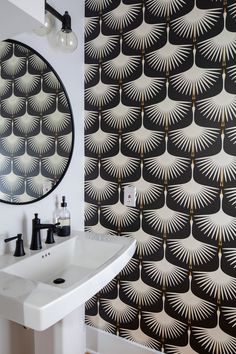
[57, 196, 71, 236]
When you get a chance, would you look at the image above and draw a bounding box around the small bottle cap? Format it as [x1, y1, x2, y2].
[61, 196, 67, 207]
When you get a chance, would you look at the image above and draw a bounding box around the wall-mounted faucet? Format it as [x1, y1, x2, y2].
[30, 214, 59, 250]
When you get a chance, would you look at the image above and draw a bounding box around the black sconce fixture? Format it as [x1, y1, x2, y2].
[34, 1, 78, 53]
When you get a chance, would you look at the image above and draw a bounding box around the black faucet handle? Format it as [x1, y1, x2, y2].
[4, 234, 25, 257]
[45, 228, 55, 244]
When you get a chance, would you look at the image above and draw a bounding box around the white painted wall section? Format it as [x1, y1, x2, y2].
[8, 0, 44, 23]
[0, 0, 44, 41]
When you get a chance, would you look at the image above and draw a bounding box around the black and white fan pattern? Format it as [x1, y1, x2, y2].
[84, 0, 236, 352]
[0, 41, 73, 204]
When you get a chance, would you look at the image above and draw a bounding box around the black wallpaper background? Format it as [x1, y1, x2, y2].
[84, 1, 236, 353]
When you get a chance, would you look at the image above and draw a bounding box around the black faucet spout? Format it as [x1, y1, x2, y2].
[30, 214, 58, 250]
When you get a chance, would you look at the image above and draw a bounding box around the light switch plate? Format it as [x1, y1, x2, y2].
[124, 185, 136, 207]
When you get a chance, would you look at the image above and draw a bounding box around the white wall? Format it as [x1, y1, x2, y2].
[0, 0, 84, 351]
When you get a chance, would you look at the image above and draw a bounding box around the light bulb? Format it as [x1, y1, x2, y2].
[33, 11, 55, 36]
[57, 29, 78, 53]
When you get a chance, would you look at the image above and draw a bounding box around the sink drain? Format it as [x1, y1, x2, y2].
[53, 278, 65, 284]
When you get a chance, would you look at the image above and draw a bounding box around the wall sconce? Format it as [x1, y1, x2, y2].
[34, 2, 78, 53]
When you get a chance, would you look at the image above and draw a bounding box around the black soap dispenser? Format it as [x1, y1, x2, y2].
[57, 196, 71, 236]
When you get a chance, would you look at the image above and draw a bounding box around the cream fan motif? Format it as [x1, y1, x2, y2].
[84, 156, 97, 177]
[100, 279, 117, 296]
[102, 2, 142, 31]
[1, 95, 25, 115]
[42, 154, 68, 175]
[28, 91, 56, 113]
[84, 202, 97, 223]
[101, 151, 140, 179]
[193, 252, 236, 302]
[122, 229, 162, 258]
[13, 153, 38, 174]
[221, 306, 236, 328]
[0, 172, 24, 193]
[85, 81, 119, 108]
[120, 278, 161, 307]
[28, 54, 47, 72]
[100, 297, 138, 324]
[119, 258, 139, 278]
[124, 178, 163, 207]
[198, 12, 236, 62]
[58, 133, 72, 153]
[169, 120, 220, 156]
[84, 111, 98, 131]
[0, 133, 25, 155]
[85, 295, 97, 311]
[85, 33, 119, 60]
[145, 0, 187, 18]
[85, 222, 116, 235]
[165, 329, 201, 354]
[123, 21, 166, 51]
[0, 78, 12, 96]
[85, 0, 113, 12]
[12, 192, 34, 203]
[43, 72, 61, 90]
[196, 84, 236, 123]
[123, 73, 165, 103]
[27, 132, 55, 155]
[84, 63, 98, 85]
[84, 17, 99, 38]
[144, 137, 191, 182]
[145, 95, 192, 128]
[143, 257, 188, 289]
[84, 176, 117, 202]
[120, 326, 160, 349]
[14, 114, 39, 134]
[192, 311, 236, 354]
[143, 192, 189, 234]
[223, 244, 236, 267]
[168, 170, 219, 211]
[27, 174, 53, 196]
[101, 201, 139, 229]
[194, 194, 236, 243]
[167, 223, 217, 267]
[15, 72, 40, 95]
[166, 276, 216, 322]
[142, 301, 187, 339]
[146, 34, 192, 73]
[85, 129, 118, 155]
[1, 54, 26, 76]
[86, 313, 116, 333]
[0, 155, 11, 173]
[170, 63, 221, 97]
[0, 116, 11, 134]
[171, 6, 222, 39]
[102, 102, 140, 131]
[102, 53, 141, 81]
[195, 135, 236, 184]
[122, 126, 164, 155]
[43, 111, 72, 133]
[0, 42, 12, 60]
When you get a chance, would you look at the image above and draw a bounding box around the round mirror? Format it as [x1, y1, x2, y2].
[0, 40, 74, 204]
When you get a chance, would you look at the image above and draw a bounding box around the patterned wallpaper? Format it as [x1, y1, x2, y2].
[84, 0, 236, 353]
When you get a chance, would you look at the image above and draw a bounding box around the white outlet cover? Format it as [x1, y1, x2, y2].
[124, 185, 136, 207]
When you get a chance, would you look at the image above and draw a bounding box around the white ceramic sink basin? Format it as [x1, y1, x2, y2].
[0, 231, 136, 331]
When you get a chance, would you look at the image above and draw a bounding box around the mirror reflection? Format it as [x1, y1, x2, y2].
[0, 40, 73, 204]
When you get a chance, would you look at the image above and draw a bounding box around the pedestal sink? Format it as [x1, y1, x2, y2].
[0, 231, 136, 354]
